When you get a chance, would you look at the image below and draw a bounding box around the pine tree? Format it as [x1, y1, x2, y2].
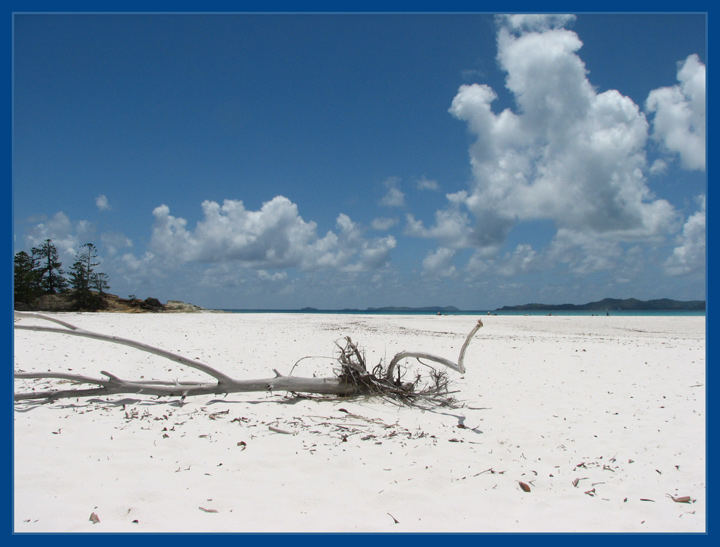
[14, 250, 42, 307]
[69, 243, 109, 310]
[91, 271, 110, 295]
[31, 239, 68, 294]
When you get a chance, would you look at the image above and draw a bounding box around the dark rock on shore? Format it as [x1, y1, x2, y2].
[163, 300, 205, 313]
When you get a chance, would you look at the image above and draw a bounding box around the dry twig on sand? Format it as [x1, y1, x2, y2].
[13, 312, 482, 406]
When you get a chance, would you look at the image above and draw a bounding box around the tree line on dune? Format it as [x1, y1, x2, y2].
[14, 239, 110, 311]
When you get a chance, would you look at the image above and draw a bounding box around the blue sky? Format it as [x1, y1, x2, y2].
[12, 12, 706, 310]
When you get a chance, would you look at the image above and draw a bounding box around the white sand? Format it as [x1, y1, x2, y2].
[13, 312, 705, 532]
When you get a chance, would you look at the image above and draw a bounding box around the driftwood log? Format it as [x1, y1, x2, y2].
[13, 312, 483, 405]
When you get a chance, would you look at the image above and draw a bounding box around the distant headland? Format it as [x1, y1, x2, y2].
[495, 298, 705, 312]
[236, 299, 705, 314]
[15, 292, 206, 313]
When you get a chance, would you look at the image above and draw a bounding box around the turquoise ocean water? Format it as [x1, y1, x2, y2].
[220, 309, 705, 317]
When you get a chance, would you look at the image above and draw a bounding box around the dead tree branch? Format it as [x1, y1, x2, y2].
[14, 311, 234, 384]
[13, 312, 483, 405]
[384, 319, 483, 381]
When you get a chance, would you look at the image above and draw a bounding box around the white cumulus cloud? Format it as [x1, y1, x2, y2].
[665, 195, 706, 276]
[405, 191, 480, 249]
[379, 177, 405, 207]
[371, 217, 398, 231]
[499, 13, 577, 33]
[416, 177, 440, 191]
[422, 247, 457, 277]
[148, 196, 395, 273]
[546, 229, 624, 275]
[25, 211, 94, 260]
[100, 232, 133, 256]
[408, 15, 684, 274]
[465, 243, 539, 278]
[451, 19, 675, 237]
[646, 54, 706, 171]
[649, 159, 668, 176]
[495, 244, 538, 277]
[95, 194, 110, 211]
[257, 269, 288, 282]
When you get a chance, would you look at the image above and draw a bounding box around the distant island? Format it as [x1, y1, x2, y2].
[258, 299, 705, 314]
[496, 298, 705, 312]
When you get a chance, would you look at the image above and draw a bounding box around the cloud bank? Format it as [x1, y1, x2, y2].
[25, 212, 94, 260]
[149, 196, 396, 273]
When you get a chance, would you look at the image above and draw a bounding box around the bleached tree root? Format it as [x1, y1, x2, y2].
[384, 319, 483, 381]
[13, 312, 483, 404]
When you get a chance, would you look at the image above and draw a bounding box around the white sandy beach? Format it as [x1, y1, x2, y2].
[13, 312, 705, 533]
